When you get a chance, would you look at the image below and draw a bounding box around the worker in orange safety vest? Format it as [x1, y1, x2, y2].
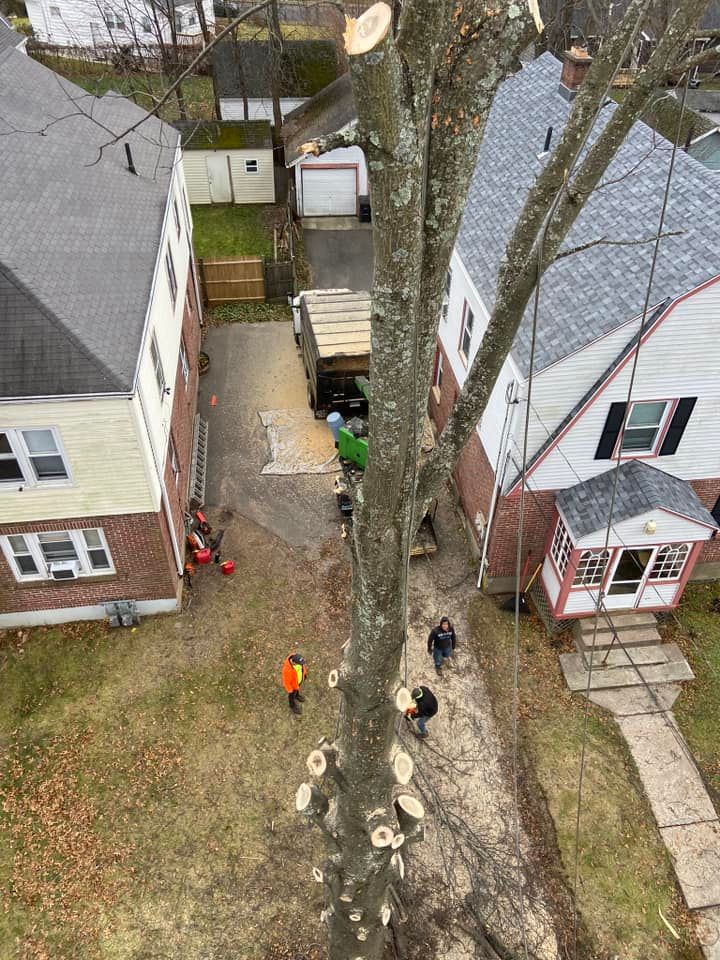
[282, 652, 307, 715]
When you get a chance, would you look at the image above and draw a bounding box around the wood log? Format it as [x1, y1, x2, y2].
[394, 793, 425, 844]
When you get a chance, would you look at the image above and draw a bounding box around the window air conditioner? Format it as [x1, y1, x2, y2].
[50, 560, 81, 580]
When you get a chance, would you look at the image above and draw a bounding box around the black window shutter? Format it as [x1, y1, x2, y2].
[595, 402, 627, 459]
[711, 496, 720, 525]
[659, 397, 697, 456]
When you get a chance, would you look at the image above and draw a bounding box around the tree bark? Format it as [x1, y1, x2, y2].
[266, 0, 284, 138]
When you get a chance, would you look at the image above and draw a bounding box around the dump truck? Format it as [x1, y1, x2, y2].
[294, 290, 371, 419]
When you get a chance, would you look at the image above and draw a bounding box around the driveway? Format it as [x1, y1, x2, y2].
[303, 221, 374, 290]
[198, 322, 338, 549]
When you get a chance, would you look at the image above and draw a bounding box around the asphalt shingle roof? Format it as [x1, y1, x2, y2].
[457, 53, 720, 376]
[0, 48, 178, 397]
[556, 460, 718, 540]
[0, 17, 24, 53]
[281, 73, 355, 161]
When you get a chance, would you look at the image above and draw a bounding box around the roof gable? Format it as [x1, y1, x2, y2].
[456, 53, 720, 376]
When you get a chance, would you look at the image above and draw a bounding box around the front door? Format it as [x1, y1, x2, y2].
[604, 548, 653, 609]
[206, 154, 232, 204]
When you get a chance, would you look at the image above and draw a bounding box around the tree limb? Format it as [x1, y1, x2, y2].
[299, 120, 362, 156]
[554, 229, 684, 261]
[674, 43, 720, 75]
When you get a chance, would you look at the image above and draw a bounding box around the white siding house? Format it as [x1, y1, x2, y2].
[175, 120, 275, 205]
[0, 48, 203, 627]
[25, 0, 214, 50]
[428, 51, 720, 622]
[220, 96, 306, 123]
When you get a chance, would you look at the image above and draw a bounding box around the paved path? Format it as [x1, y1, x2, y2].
[595, 689, 720, 958]
[303, 226, 373, 290]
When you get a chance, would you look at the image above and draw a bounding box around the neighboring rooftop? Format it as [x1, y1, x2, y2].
[213, 39, 338, 101]
[688, 129, 720, 171]
[0, 47, 178, 398]
[457, 52, 720, 376]
[0, 15, 24, 53]
[282, 73, 355, 162]
[557, 460, 718, 540]
[174, 119, 273, 151]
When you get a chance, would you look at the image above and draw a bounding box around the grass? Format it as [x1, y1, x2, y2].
[664, 581, 720, 800]
[0, 517, 349, 959]
[469, 596, 701, 960]
[191, 204, 284, 259]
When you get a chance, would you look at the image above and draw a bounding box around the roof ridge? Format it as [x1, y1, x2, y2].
[0, 261, 125, 394]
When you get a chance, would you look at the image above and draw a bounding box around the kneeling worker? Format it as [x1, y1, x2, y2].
[282, 652, 307, 715]
[405, 685, 438, 739]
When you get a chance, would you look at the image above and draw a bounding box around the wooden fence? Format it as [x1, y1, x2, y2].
[198, 256, 265, 305]
[264, 258, 295, 302]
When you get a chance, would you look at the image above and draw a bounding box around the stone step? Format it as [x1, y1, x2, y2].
[580, 643, 675, 670]
[575, 626, 662, 651]
[560, 644, 694, 692]
[575, 611, 658, 639]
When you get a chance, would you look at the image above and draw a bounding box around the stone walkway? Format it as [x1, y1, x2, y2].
[588, 686, 720, 959]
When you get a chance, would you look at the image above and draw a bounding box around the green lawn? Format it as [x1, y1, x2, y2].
[665, 582, 720, 800]
[191, 204, 283, 259]
[469, 596, 701, 960]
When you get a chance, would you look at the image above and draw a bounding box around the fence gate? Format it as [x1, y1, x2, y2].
[263, 258, 295, 302]
[198, 256, 265, 305]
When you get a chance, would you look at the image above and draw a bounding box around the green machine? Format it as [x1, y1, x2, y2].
[335, 377, 371, 469]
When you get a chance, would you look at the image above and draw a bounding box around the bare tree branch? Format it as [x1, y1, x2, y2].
[554, 229, 685, 261]
[299, 120, 362, 156]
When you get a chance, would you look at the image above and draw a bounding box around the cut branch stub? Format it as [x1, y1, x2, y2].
[312, 866, 324, 883]
[395, 686, 413, 712]
[295, 782, 329, 818]
[395, 793, 426, 843]
[348, 909, 363, 922]
[339, 880, 357, 903]
[343, 2, 392, 56]
[370, 825, 394, 848]
[328, 669, 343, 690]
[307, 740, 346, 786]
[381, 904, 392, 926]
[392, 748, 413, 785]
[390, 832, 405, 849]
[390, 851, 405, 880]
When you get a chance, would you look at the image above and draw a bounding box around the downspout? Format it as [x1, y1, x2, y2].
[136, 384, 185, 577]
[478, 381, 520, 588]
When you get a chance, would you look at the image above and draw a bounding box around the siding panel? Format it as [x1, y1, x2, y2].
[542, 557, 561, 605]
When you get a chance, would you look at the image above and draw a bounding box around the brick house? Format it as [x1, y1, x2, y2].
[0, 48, 203, 627]
[430, 51, 720, 621]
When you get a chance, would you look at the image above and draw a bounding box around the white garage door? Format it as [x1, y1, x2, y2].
[301, 166, 357, 216]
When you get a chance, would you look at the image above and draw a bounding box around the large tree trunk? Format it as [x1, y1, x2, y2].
[266, 0, 284, 138]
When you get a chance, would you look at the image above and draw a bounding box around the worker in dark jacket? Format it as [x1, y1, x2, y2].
[282, 653, 307, 715]
[405, 685, 438, 738]
[427, 617, 457, 675]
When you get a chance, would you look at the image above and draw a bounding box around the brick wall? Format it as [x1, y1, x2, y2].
[0, 512, 178, 614]
[164, 267, 202, 544]
[691, 478, 720, 562]
[486, 489, 556, 579]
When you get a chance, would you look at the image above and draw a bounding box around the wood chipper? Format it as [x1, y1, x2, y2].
[327, 377, 438, 556]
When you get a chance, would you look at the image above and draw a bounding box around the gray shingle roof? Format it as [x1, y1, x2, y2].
[457, 53, 720, 376]
[0, 48, 178, 398]
[0, 17, 24, 53]
[281, 73, 355, 161]
[174, 119, 272, 150]
[556, 460, 718, 540]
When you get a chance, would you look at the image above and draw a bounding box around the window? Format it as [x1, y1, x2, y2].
[0, 428, 69, 487]
[434, 351, 444, 390]
[169, 435, 180, 486]
[550, 517, 572, 576]
[173, 199, 182, 238]
[49, 5, 60, 15]
[141, 16, 152, 32]
[573, 549, 609, 587]
[441, 269, 452, 321]
[174, 12, 183, 31]
[188, 11, 196, 25]
[458, 302, 474, 364]
[712, 495, 720, 525]
[165, 246, 178, 304]
[620, 400, 669, 453]
[103, 7, 125, 29]
[650, 543, 690, 581]
[2, 528, 113, 581]
[150, 334, 166, 399]
[244, 158, 259, 174]
[179, 337, 189, 386]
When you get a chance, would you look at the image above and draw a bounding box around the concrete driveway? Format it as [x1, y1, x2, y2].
[198, 322, 338, 549]
[303, 220, 374, 290]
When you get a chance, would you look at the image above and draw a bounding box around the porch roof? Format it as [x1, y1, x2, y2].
[556, 460, 718, 541]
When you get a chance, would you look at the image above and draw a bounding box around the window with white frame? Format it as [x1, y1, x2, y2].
[620, 400, 669, 453]
[165, 246, 178, 304]
[49, 5, 61, 15]
[2, 528, 113, 581]
[103, 7, 125, 29]
[245, 158, 259, 174]
[573, 549, 609, 587]
[434, 351, 444, 391]
[441, 269, 452, 321]
[169, 435, 180, 485]
[550, 517, 573, 576]
[150, 334, 166, 399]
[179, 336, 190, 385]
[458, 302, 474, 364]
[173, 199, 182, 238]
[650, 543, 690, 580]
[0, 428, 69, 486]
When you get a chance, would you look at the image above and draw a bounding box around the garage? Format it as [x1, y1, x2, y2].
[300, 165, 358, 216]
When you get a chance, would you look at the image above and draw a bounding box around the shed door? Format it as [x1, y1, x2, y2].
[301, 166, 357, 216]
[206, 154, 232, 204]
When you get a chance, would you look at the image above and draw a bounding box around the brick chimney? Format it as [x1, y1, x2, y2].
[558, 46, 592, 102]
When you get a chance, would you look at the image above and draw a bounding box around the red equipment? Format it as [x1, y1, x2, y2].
[220, 560, 235, 576]
[194, 547, 212, 564]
